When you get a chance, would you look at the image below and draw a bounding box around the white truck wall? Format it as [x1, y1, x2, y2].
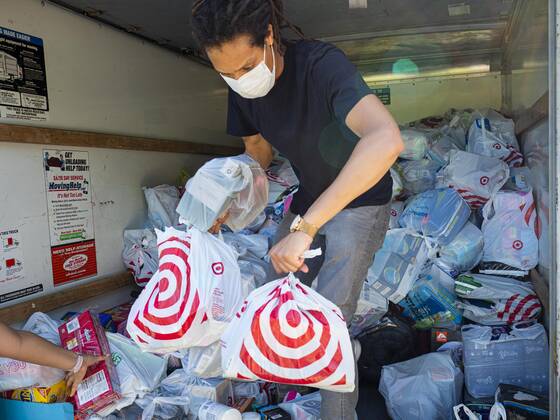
[1, 0, 233, 146]
[369, 74, 502, 124]
[0, 0, 229, 307]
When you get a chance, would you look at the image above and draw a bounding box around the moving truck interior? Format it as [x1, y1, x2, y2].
[0, 0, 556, 418]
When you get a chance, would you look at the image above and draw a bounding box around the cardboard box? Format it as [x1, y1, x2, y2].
[58, 311, 120, 418]
[1, 380, 66, 404]
[258, 406, 291, 420]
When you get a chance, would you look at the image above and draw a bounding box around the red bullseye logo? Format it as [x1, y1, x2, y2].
[493, 143, 502, 150]
[480, 176, 489, 185]
[234, 277, 352, 389]
[513, 240, 524, 250]
[212, 262, 224, 275]
[130, 233, 207, 345]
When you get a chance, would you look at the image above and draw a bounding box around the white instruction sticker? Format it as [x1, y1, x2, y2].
[66, 317, 80, 333]
[77, 370, 109, 405]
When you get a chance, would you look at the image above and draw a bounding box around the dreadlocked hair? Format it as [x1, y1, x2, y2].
[192, 0, 304, 55]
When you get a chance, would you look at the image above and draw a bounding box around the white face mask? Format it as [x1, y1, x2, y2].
[221, 44, 276, 99]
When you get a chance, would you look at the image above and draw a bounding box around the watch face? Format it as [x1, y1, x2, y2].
[290, 215, 302, 232]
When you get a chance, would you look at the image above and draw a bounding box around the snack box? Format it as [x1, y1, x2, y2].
[58, 311, 120, 419]
[0, 379, 66, 404]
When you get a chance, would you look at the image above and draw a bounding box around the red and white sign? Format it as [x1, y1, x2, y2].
[44, 150, 97, 285]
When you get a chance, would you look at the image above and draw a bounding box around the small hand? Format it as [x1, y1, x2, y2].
[66, 354, 107, 397]
[269, 231, 313, 274]
[208, 210, 230, 234]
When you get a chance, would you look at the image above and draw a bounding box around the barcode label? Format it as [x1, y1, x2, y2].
[66, 317, 80, 333]
[77, 370, 109, 405]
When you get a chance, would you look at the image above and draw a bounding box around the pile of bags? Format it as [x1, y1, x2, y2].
[369, 108, 549, 419]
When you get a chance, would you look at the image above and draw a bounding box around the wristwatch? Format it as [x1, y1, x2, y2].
[290, 215, 319, 238]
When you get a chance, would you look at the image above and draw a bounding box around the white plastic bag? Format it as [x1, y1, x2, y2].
[390, 167, 404, 199]
[399, 129, 430, 160]
[135, 369, 190, 420]
[278, 391, 321, 420]
[0, 313, 65, 391]
[143, 185, 180, 230]
[462, 322, 548, 398]
[96, 333, 167, 417]
[366, 229, 430, 303]
[127, 227, 243, 352]
[176, 154, 269, 232]
[399, 188, 471, 245]
[467, 116, 523, 168]
[122, 229, 158, 287]
[379, 352, 463, 420]
[400, 159, 442, 194]
[434, 222, 483, 277]
[349, 281, 389, 337]
[183, 375, 234, 417]
[427, 134, 460, 166]
[455, 273, 541, 325]
[182, 342, 223, 378]
[437, 150, 509, 209]
[222, 232, 269, 259]
[481, 190, 539, 272]
[221, 273, 355, 392]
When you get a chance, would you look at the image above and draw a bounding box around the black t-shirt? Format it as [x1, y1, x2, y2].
[227, 40, 392, 214]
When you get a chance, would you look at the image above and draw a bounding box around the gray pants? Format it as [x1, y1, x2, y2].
[272, 204, 390, 420]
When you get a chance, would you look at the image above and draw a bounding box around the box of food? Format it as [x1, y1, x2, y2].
[1, 379, 67, 404]
[58, 311, 120, 418]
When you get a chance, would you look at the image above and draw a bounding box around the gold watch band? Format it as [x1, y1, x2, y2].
[292, 216, 319, 238]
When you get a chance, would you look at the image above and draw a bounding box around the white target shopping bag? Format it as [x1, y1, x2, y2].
[221, 273, 355, 392]
[437, 150, 509, 209]
[467, 117, 523, 168]
[481, 190, 539, 273]
[127, 227, 243, 353]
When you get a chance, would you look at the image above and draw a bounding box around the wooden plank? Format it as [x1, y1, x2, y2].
[515, 91, 549, 136]
[0, 124, 243, 156]
[0, 272, 135, 324]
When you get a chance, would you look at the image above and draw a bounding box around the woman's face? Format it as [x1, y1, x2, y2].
[206, 32, 274, 80]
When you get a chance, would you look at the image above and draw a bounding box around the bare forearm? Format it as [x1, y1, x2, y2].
[304, 128, 402, 228]
[2, 324, 76, 370]
[243, 135, 274, 169]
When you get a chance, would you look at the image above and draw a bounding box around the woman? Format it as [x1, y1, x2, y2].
[192, 1, 403, 418]
[0, 322, 104, 397]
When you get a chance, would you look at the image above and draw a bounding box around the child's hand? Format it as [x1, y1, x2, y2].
[208, 210, 230, 234]
[66, 355, 108, 397]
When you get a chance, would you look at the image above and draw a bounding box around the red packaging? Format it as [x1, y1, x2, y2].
[58, 310, 120, 418]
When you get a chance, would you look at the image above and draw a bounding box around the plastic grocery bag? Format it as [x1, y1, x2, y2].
[427, 134, 461, 166]
[379, 352, 463, 420]
[481, 190, 539, 273]
[462, 322, 548, 398]
[389, 201, 405, 230]
[399, 159, 442, 194]
[349, 282, 389, 337]
[390, 168, 404, 199]
[399, 129, 430, 160]
[221, 273, 355, 392]
[399, 188, 471, 245]
[122, 229, 158, 287]
[434, 222, 483, 277]
[278, 391, 321, 420]
[0, 313, 65, 391]
[135, 369, 190, 420]
[437, 150, 509, 209]
[467, 117, 523, 168]
[182, 375, 234, 416]
[222, 232, 269, 259]
[181, 342, 223, 378]
[176, 154, 269, 232]
[399, 270, 462, 329]
[96, 333, 167, 417]
[143, 185, 181, 230]
[127, 227, 243, 352]
[366, 229, 430, 303]
[455, 273, 541, 325]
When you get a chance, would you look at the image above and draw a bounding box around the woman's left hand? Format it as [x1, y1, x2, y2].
[269, 231, 313, 274]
